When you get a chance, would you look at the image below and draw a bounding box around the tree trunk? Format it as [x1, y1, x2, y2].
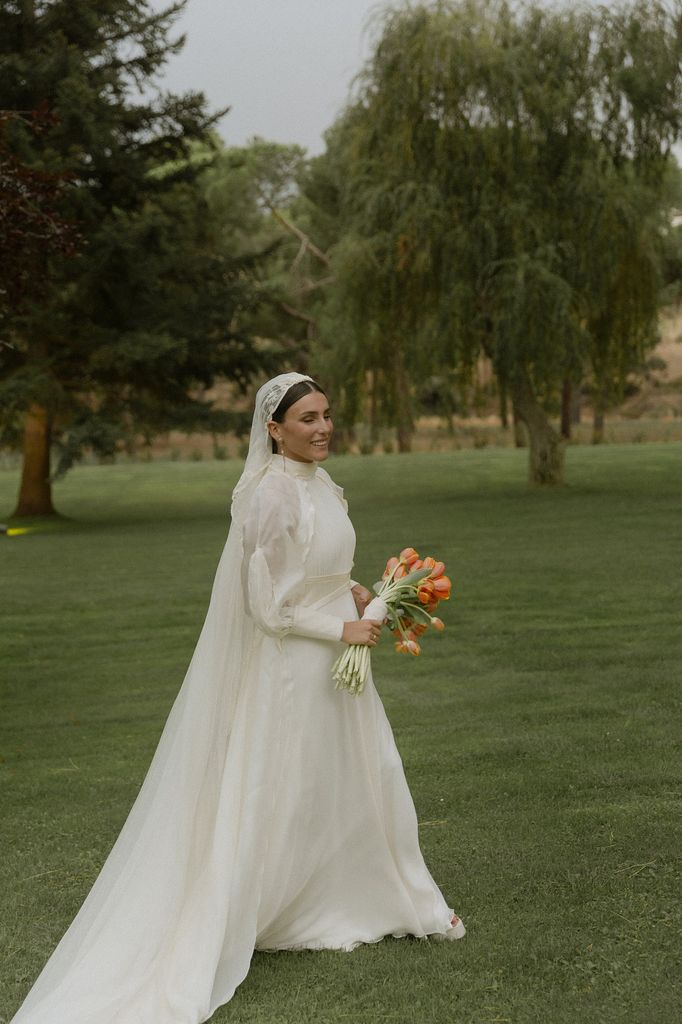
[592, 408, 605, 444]
[560, 377, 572, 439]
[499, 378, 509, 430]
[369, 370, 379, 446]
[394, 347, 413, 453]
[570, 383, 581, 425]
[511, 374, 564, 485]
[396, 421, 412, 453]
[13, 403, 56, 516]
[512, 405, 527, 447]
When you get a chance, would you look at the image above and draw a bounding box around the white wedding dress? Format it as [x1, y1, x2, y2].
[11, 447, 459, 1024]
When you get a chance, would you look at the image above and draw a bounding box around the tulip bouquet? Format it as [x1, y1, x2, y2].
[332, 547, 452, 696]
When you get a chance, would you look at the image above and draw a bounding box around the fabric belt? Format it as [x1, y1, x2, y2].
[301, 571, 352, 610]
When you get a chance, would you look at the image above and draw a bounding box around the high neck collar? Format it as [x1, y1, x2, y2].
[269, 454, 319, 480]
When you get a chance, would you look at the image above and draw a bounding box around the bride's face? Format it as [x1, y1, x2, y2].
[268, 391, 333, 463]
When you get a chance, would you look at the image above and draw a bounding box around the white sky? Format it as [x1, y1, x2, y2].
[149, 1, 680, 164]
[150, 0, 384, 155]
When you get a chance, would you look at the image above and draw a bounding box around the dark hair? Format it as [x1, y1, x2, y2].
[270, 380, 327, 453]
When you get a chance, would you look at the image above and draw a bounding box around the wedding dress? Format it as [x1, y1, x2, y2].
[11, 373, 461, 1024]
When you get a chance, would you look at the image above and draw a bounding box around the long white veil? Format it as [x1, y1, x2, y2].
[12, 372, 313, 1024]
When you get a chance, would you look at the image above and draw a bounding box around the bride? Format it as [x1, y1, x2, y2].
[11, 372, 465, 1024]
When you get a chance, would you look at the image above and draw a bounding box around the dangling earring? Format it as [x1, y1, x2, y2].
[279, 437, 286, 468]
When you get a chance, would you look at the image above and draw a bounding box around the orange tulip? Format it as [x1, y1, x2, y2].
[431, 617, 445, 631]
[433, 576, 452, 600]
[405, 639, 421, 656]
[417, 581, 435, 604]
[413, 622, 428, 637]
[399, 547, 420, 567]
[422, 556, 446, 578]
[384, 556, 400, 578]
[393, 563, 408, 580]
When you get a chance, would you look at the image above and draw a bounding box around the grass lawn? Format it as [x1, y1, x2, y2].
[1, 444, 681, 1024]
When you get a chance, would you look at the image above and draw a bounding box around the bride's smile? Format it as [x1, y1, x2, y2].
[268, 391, 333, 463]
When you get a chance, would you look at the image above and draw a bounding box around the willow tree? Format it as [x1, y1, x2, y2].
[318, 0, 682, 480]
[304, 111, 445, 452]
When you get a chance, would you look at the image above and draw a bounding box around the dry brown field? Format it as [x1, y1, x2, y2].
[147, 309, 682, 460]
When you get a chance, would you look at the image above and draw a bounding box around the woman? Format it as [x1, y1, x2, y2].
[11, 372, 464, 1024]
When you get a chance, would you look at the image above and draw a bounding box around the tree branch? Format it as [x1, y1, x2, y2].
[279, 301, 317, 327]
[267, 206, 331, 268]
[292, 275, 336, 295]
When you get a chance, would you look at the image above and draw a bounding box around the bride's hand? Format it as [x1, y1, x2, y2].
[342, 620, 383, 646]
[350, 584, 373, 617]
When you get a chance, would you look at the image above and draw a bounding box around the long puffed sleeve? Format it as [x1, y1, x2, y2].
[241, 475, 345, 643]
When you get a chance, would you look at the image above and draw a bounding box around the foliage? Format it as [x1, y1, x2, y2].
[199, 137, 324, 362]
[312, 0, 682, 473]
[0, 1, 268, 504]
[659, 160, 682, 304]
[0, 108, 82, 313]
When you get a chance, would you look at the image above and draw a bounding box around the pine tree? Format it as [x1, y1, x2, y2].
[0, 1, 265, 516]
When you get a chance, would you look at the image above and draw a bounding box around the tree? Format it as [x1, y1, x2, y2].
[0, 1, 265, 517]
[0, 108, 81, 312]
[1, 107, 83, 515]
[315, 0, 682, 480]
[200, 138, 331, 362]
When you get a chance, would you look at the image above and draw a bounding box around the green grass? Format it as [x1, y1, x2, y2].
[1, 445, 681, 1024]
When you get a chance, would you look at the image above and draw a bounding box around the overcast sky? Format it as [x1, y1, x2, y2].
[150, 0, 384, 155]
